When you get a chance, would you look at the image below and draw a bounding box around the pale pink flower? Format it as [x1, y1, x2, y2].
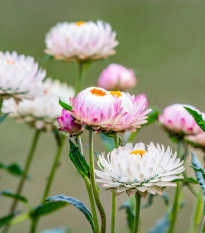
[159, 104, 203, 135]
[57, 109, 83, 136]
[97, 64, 137, 91]
[45, 21, 118, 63]
[186, 132, 205, 148]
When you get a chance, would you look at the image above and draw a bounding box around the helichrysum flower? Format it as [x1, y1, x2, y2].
[69, 87, 150, 132]
[57, 109, 83, 136]
[95, 142, 184, 197]
[45, 21, 118, 63]
[3, 79, 74, 131]
[0, 51, 46, 102]
[97, 63, 137, 91]
[159, 104, 203, 136]
[185, 132, 205, 148]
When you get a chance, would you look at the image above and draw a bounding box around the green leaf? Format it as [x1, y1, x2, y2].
[40, 54, 54, 63]
[40, 228, 71, 233]
[0, 162, 28, 178]
[100, 133, 115, 152]
[184, 107, 205, 132]
[191, 152, 205, 214]
[142, 192, 169, 209]
[119, 196, 135, 233]
[59, 99, 72, 111]
[148, 214, 170, 233]
[46, 195, 95, 233]
[69, 140, 89, 179]
[0, 113, 9, 124]
[0, 211, 19, 228]
[173, 177, 198, 184]
[144, 108, 161, 126]
[0, 190, 28, 204]
[30, 201, 68, 219]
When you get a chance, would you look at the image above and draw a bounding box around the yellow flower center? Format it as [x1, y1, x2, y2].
[6, 60, 15, 65]
[130, 150, 146, 157]
[110, 91, 122, 98]
[76, 21, 85, 26]
[90, 88, 106, 96]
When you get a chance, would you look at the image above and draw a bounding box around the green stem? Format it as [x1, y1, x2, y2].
[201, 216, 205, 233]
[3, 130, 40, 233]
[189, 189, 203, 233]
[85, 177, 100, 233]
[133, 192, 141, 233]
[41, 135, 66, 202]
[167, 140, 183, 233]
[76, 135, 83, 154]
[89, 130, 106, 233]
[0, 97, 3, 117]
[75, 61, 86, 96]
[30, 218, 37, 233]
[111, 133, 119, 233]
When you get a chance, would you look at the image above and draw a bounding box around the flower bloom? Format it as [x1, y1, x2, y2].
[57, 109, 83, 135]
[3, 79, 74, 131]
[0, 51, 46, 102]
[159, 104, 203, 135]
[95, 142, 184, 197]
[97, 63, 137, 91]
[69, 87, 151, 132]
[45, 21, 118, 63]
[185, 132, 205, 148]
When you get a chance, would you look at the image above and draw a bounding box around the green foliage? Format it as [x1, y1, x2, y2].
[41, 54, 54, 63]
[173, 177, 198, 184]
[69, 140, 89, 179]
[59, 99, 72, 111]
[0, 162, 28, 178]
[142, 192, 169, 209]
[45, 195, 95, 233]
[148, 214, 170, 233]
[100, 133, 115, 152]
[184, 107, 205, 132]
[0, 211, 19, 228]
[0, 190, 28, 204]
[0, 113, 9, 124]
[191, 152, 205, 214]
[119, 196, 135, 233]
[40, 228, 71, 233]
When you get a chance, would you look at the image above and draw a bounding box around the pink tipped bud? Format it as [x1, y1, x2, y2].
[57, 109, 83, 135]
[97, 64, 137, 91]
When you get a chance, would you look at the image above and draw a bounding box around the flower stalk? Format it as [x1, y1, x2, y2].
[133, 192, 141, 233]
[0, 97, 3, 117]
[89, 130, 106, 233]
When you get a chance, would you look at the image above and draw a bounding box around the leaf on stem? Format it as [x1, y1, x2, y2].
[148, 214, 170, 233]
[69, 140, 89, 179]
[0, 113, 9, 124]
[0, 190, 28, 204]
[0, 211, 20, 228]
[45, 195, 95, 233]
[100, 133, 115, 152]
[59, 99, 72, 111]
[0, 162, 29, 179]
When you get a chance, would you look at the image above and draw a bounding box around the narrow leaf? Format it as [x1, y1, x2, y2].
[46, 195, 95, 233]
[0, 190, 28, 204]
[0, 211, 19, 228]
[59, 99, 72, 111]
[0, 162, 28, 178]
[144, 108, 161, 126]
[0, 113, 9, 124]
[185, 107, 205, 132]
[148, 214, 170, 233]
[100, 133, 115, 152]
[173, 177, 198, 184]
[69, 140, 89, 179]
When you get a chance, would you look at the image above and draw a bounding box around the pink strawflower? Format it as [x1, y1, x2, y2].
[97, 64, 137, 91]
[69, 87, 151, 132]
[185, 132, 205, 148]
[159, 104, 203, 135]
[57, 109, 83, 136]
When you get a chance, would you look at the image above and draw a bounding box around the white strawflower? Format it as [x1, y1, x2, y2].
[2, 78, 75, 131]
[45, 20, 118, 62]
[0, 51, 46, 102]
[95, 142, 184, 197]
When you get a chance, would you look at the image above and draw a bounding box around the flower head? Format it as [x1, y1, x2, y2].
[45, 21, 118, 63]
[97, 64, 137, 91]
[57, 109, 83, 136]
[159, 104, 203, 136]
[3, 79, 74, 131]
[95, 142, 184, 197]
[0, 51, 46, 102]
[69, 87, 151, 132]
[185, 132, 205, 148]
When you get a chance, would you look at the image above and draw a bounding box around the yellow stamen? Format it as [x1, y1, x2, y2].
[90, 88, 106, 96]
[110, 91, 122, 98]
[76, 21, 85, 26]
[6, 60, 15, 65]
[130, 150, 146, 157]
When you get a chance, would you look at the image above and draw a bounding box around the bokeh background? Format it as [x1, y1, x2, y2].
[0, 0, 205, 232]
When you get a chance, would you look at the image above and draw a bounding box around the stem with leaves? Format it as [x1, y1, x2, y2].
[41, 135, 66, 202]
[167, 140, 183, 233]
[89, 130, 106, 233]
[3, 130, 40, 233]
[133, 192, 141, 233]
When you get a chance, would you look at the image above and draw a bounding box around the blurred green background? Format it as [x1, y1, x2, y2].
[0, 0, 205, 232]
